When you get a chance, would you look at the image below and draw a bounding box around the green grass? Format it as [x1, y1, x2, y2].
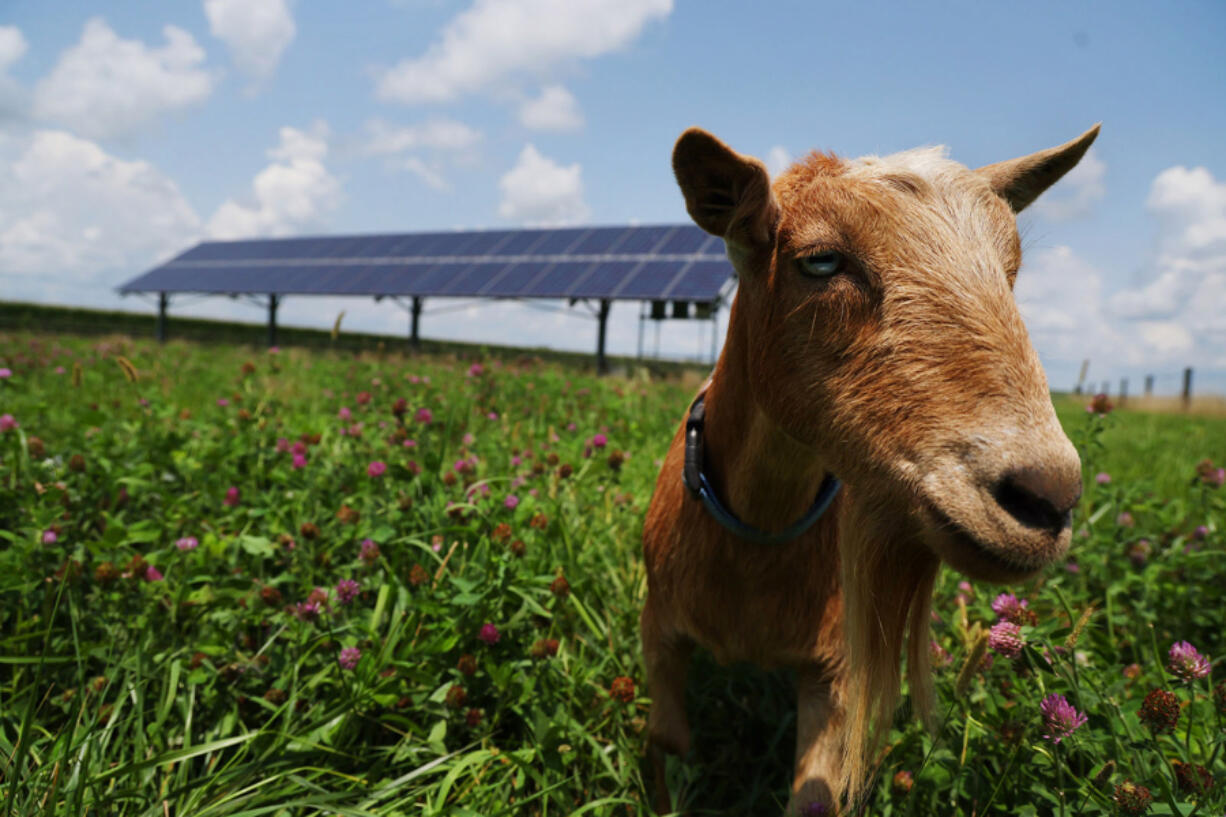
[1, 331, 1224, 816]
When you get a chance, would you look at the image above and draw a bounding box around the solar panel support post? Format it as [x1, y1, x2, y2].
[596, 299, 611, 375]
[267, 294, 279, 348]
[410, 296, 423, 350]
[156, 292, 168, 344]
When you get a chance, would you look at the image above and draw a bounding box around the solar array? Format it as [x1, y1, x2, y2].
[119, 224, 733, 304]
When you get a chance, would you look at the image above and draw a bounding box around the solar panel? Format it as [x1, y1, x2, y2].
[118, 224, 733, 305]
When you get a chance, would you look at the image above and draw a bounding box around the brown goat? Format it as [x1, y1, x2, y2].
[641, 125, 1099, 814]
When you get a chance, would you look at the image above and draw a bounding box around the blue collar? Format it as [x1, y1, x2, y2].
[682, 392, 842, 545]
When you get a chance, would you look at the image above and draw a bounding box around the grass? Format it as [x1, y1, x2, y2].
[0, 330, 1224, 816]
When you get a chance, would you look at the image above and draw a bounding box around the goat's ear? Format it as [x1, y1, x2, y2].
[673, 128, 779, 256]
[976, 124, 1101, 213]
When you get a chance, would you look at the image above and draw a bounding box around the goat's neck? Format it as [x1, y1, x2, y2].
[701, 334, 832, 534]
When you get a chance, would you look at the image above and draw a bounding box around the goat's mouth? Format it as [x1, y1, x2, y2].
[921, 503, 1064, 583]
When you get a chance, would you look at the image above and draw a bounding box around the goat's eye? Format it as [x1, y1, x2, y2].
[798, 251, 843, 278]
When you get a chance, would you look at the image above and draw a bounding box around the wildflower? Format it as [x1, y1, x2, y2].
[263, 687, 286, 705]
[1191, 524, 1209, 540]
[487, 411, 498, 421]
[335, 579, 360, 605]
[607, 450, 625, 471]
[1138, 688, 1180, 733]
[988, 620, 1024, 658]
[223, 486, 240, 507]
[1167, 640, 1211, 681]
[300, 522, 319, 540]
[1064, 560, 1080, 574]
[367, 461, 387, 478]
[403, 438, 416, 448]
[68, 453, 86, 472]
[1095, 472, 1111, 485]
[176, 536, 198, 551]
[1122, 663, 1141, 680]
[415, 407, 433, 424]
[337, 504, 360, 524]
[292, 452, 307, 469]
[1087, 393, 1113, 414]
[478, 623, 500, 645]
[591, 432, 607, 448]
[504, 494, 519, 510]
[26, 436, 44, 458]
[991, 593, 1026, 619]
[467, 362, 483, 377]
[338, 647, 361, 670]
[509, 539, 525, 558]
[94, 561, 118, 583]
[408, 564, 429, 586]
[1126, 539, 1151, 567]
[1116, 511, 1134, 527]
[1039, 694, 1087, 743]
[260, 586, 282, 606]
[550, 574, 571, 599]
[457, 654, 477, 675]
[42, 529, 58, 545]
[465, 707, 483, 727]
[276, 437, 291, 452]
[462, 432, 475, 446]
[491, 522, 512, 543]
[1172, 761, 1214, 796]
[891, 770, 914, 795]
[1112, 782, 1152, 816]
[356, 391, 371, 406]
[392, 397, 407, 417]
[0, 413, 18, 432]
[1195, 458, 1225, 488]
[929, 639, 952, 667]
[445, 685, 467, 708]
[530, 638, 560, 659]
[144, 565, 163, 582]
[292, 440, 307, 456]
[0, 367, 10, 378]
[557, 463, 573, 479]
[293, 601, 320, 622]
[217, 397, 230, 407]
[609, 676, 636, 703]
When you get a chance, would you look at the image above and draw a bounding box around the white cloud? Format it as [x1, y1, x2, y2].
[363, 117, 482, 155]
[0, 130, 200, 300]
[376, 0, 672, 104]
[519, 85, 583, 131]
[0, 26, 28, 120]
[498, 143, 589, 226]
[766, 145, 791, 177]
[32, 18, 213, 140]
[207, 121, 341, 239]
[204, 0, 296, 84]
[1032, 148, 1105, 221]
[400, 156, 449, 191]
[0, 26, 27, 71]
[1145, 165, 1226, 255]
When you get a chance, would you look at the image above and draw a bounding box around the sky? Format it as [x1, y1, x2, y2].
[1, 0, 1224, 393]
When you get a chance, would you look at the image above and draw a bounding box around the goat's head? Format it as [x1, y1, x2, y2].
[673, 126, 1098, 583]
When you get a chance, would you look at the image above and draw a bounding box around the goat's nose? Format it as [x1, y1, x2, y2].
[991, 466, 1081, 535]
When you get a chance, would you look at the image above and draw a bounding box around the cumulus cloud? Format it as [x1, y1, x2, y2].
[376, 0, 672, 103]
[363, 117, 482, 155]
[519, 85, 583, 131]
[498, 143, 589, 226]
[400, 156, 450, 191]
[1032, 148, 1105, 221]
[32, 18, 213, 140]
[204, 0, 296, 84]
[0, 26, 28, 120]
[0, 130, 200, 301]
[207, 121, 341, 239]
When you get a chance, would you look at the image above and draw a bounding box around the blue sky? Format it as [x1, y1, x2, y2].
[1, 0, 1224, 392]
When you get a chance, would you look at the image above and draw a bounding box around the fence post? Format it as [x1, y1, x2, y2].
[1182, 367, 1193, 409]
[1075, 359, 1090, 395]
[1144, 374, 1154, 396]
[1119, 378, 1128, 405]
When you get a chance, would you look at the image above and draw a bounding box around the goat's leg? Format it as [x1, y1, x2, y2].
[788, 665, 845, 815]
[641, 602, 693, 814]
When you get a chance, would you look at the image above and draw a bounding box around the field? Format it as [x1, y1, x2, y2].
[1, 331, 1224, 816]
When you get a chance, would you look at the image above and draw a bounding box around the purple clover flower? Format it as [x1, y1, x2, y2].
[991, 592, 1027, 619]
[335, 578, 360, 605]
[176, 536, 199, 551]
[338, 647, 361, 670]
[359, 538, 379, 564]
[0, 414, 18, 432]
[1095, 472, 1111, 485]
[42, 530, 58, 545]
[504, 494, 519, 510]
[367, 460, 387, 478]
[1039, 694, 1087, 743]
[1167, 641, 1211, 681]
[988, 620, 1024, 658]
[478, 623, 500, 645]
